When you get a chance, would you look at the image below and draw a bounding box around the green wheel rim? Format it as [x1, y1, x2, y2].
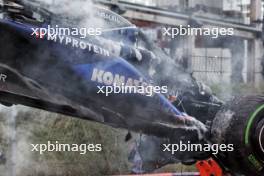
[245, 104, 264, 145]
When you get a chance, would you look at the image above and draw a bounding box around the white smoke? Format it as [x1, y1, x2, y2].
[25, 0, 110, 30]
[0, 105, 57, 176]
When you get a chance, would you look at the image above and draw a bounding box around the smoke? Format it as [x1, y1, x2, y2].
[23, 0, 112, 31]
[138, 30, 196, 93]
[18, 0, 207, 138]
[46, 0, 207, 142]
[211, 109, 234, 144]
[1, 1, 210, 173]
[0, 105, 35, 176]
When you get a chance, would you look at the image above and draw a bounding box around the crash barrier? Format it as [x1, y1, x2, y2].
[115, 173, 199, 176]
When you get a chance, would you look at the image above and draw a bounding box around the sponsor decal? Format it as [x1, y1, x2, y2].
[91, 68, 146, 87]
[91, 68, 168, 97]
[248, 154, 263, 171]
[0, 74, 7, 82]
[0, 73, 7, 90]
[47, 34, 110, 57]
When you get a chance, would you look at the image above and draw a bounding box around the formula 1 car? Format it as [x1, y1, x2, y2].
[0, 1, 263, 176]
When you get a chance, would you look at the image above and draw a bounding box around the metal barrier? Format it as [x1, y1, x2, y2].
[191, 55, 231, 83]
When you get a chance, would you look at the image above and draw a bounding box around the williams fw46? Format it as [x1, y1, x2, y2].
[0, 1, 263, 175]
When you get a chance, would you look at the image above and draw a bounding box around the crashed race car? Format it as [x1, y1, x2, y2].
[0, 0, 263, 175]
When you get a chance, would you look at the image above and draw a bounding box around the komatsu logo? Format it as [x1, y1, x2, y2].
[91, 68, 145, 86]
[91, 68, 168, 96]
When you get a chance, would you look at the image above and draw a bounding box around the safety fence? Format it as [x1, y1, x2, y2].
[191, 55, 231, 83]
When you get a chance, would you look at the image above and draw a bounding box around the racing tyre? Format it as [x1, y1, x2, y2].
[211, 95, 264, 176]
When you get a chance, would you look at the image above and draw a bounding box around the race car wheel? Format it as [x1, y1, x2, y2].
[211, 95, 264, 176]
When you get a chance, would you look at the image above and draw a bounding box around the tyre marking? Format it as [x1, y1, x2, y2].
[248, 154, 263, 171]
[259, 125, 264, 153]
[245, 104, 264, 145]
